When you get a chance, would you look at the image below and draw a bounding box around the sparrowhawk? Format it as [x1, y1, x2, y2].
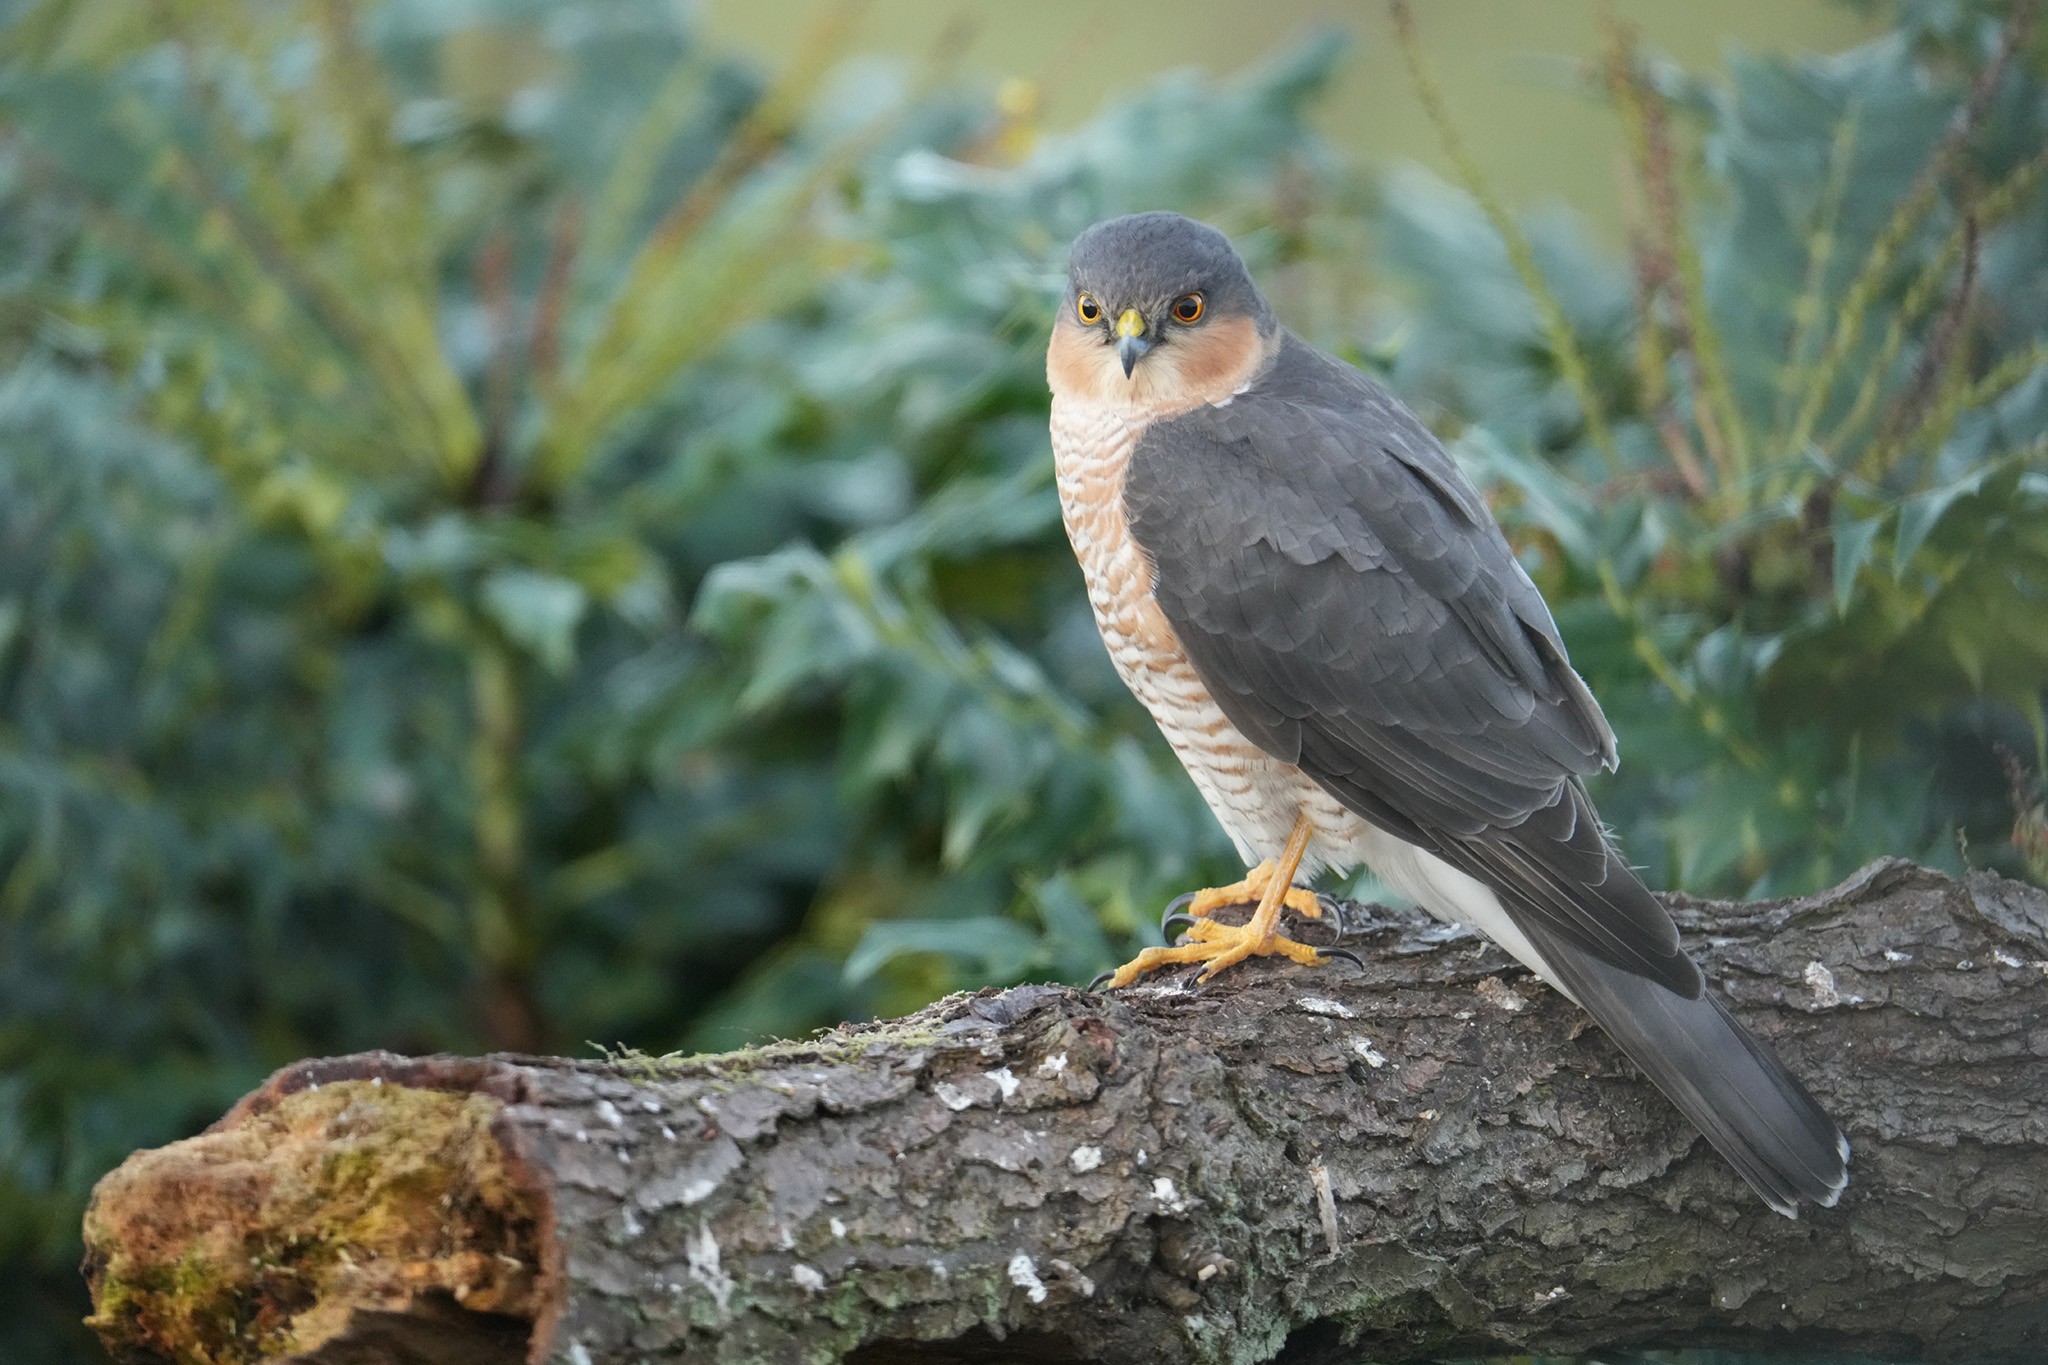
[1046, 211, 1848, 1216]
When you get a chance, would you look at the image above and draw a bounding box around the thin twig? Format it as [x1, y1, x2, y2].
[531, 202, 580, 391]
[1786, 0, 2037, 473]
[1901, 337, 2048, 467]
[1774, 103, 1864, 433]
[471, 232, 519, 509]
[1389, 0, 1620, 474]
[1600, 9, 1749, 510]
[645, 0, 871, 257]
[1872, 213, 1978, 459]
[1827, 145, 2048, 461]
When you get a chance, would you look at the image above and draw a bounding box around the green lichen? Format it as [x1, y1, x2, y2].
[590, 1014, 948, 1083]
[88, 1244, 263, 1364]
[86, 1080, 538, 1364]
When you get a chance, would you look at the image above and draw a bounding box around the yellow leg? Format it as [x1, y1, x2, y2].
[1104, 813, 1327, 989]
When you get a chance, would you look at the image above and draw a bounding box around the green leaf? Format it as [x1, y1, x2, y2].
[1891, 470, 1986, 576]
[1831, 514, 1885, 616]
[1030, 875, 1114, 982]
[1454, 426, 1597, 565]
[481, 569, 588, 674]
[843, 917, 1044, 986]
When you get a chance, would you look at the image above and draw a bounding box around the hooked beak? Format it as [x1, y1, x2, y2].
[1114, 308, 1151, 378]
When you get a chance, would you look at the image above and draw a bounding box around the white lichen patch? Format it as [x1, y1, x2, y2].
[1349, 1036, 1389, 1068]
[1183, 1314, 1208, 1334]
[984, 1066, 1021, 1100]
[675, 1178, 718, 1206]
[792, 1263, 826, 1294]
[620, 1207, 643, 1239]
[933, 1082, 977, 1112]
[1008, 1252, 1048, 1304]
[1884, 949, 1913, 963]
[1994, 950, 2025, 968]
[1296, 996, 1355, 1019]
[1804, 960, 1842, 1007]
[1069, 1145, 1103, 1173]
[1051, 1258, 1096, 1297]
[830, 1217, 848, 1239]
[686, 1221, 736, 1319]
[660, 1125, 677, 1142]
[595, 1099, 625, 1129]
[1152, 1176, 1192, 1214]
[1475, 976, 1527, 1012]
[569, 1342, 593, 1365]
[1035, 1052, 1068, 1078]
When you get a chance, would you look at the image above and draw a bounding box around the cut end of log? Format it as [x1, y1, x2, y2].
[83, 1078, 542, 1364]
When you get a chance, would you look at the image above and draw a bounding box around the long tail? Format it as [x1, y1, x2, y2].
[1524, 921, 1850, 1216]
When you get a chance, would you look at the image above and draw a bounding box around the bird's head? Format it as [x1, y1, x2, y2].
[1048, 212, 1276, 410]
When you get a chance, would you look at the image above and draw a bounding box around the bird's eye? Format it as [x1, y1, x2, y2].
[1171, 293, 1205, 324]
[1076, 293, 1102, 324]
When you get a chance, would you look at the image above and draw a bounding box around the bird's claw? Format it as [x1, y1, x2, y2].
[1159, 892, 1199, 933]
[1318, 945, 1368, 973]
[1160, 912, 1201, 940]
[1299, 894, 1348, 944]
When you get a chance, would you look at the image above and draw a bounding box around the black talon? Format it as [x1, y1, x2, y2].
[1160, 912, 1200, 941]
[1319, 946, 1368, 973]
[1159, 892, 1198, 933]
[1315, 894, 1349, 940]
[1088, 969, 1117, 992]
[1287, 894, 1346, 946]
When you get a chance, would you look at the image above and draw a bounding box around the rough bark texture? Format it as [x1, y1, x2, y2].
[84, 859, 2048, 1364]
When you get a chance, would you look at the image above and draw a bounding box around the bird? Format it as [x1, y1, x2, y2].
[1045, 210, 1848, 1217]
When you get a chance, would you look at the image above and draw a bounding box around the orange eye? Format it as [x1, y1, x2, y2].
[1171, 293, 1205, 324]
[1076, 293, 1102, 324]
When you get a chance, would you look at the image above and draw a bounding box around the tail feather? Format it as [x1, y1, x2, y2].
[1528, 924, 1850, 1215]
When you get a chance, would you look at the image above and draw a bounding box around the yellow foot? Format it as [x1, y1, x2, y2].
[1103, 915, 1328, 989]
[1179, 859, 1325, 921]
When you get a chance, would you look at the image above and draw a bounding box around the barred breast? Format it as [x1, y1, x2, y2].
[1049, 394, 1373, 877]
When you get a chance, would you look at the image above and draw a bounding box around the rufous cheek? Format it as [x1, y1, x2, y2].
[1047, 314, 1268, 415]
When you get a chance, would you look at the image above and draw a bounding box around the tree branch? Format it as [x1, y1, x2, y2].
[83, 859, 2048, 1363]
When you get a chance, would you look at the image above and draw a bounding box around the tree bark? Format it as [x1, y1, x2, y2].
[83, 858, 2048, 1364]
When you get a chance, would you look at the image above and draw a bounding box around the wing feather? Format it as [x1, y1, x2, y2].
[1125, 335, 1695, 995]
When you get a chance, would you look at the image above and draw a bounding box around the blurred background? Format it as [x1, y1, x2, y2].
[3, 0, 2045, 1357]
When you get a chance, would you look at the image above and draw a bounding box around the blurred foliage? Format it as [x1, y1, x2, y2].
[0, 0, 1337, 1351]
[0, 0, 2043, 1359]
[1374, 0, 2048, 896]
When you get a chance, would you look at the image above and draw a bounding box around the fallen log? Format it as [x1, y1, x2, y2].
[82, 858, 2048, 1363]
